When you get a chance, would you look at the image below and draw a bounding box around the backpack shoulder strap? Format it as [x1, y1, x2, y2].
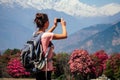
[36, 32, 54, 59]
[32, 32, 43, 44]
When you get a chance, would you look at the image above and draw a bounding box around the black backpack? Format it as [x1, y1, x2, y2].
[20, 33, 53, 72]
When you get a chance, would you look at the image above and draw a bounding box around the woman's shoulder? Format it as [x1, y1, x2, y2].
[42, 32, 54, 38]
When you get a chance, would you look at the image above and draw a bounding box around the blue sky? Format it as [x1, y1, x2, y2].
[80, 0, 120, 6]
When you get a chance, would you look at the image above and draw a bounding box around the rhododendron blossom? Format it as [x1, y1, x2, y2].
[68, 49, 93, 76]
[90, 50, 108, 77]
[7, 58, 30, 77]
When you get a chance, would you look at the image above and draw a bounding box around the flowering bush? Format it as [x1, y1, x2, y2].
[7, 58, 30, 78]
[104, 53, 120, 79]
[68, 49, 94, 80]
[90, 50, 108, 78]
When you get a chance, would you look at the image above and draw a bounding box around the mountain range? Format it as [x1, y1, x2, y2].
[0, 2, 120, 54]
[55, 22, 120, 54]
[0, 0, 120, 17]
[80, 21, 120, 54]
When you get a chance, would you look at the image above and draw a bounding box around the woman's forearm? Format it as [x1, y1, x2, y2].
[47, 25, 57, 32]
[53, 26, 67, 40]
[48, 18, 57, 32]
[62, 25, 67, 38]
[52, 18, 67, 40]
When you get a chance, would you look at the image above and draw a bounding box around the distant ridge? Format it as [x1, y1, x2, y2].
[80, 21, 120, 54]
[55, 21, 120, 54]
[54, 24, 111, 53]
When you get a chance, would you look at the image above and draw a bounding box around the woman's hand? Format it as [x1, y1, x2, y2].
[54, 18, 57, 27]
[61, 18, 66, 27]
[47, 18, 57, 32]
[53, 18, 67, 40]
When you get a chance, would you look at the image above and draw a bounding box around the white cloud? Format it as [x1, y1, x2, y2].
[0, 0, 120, 17]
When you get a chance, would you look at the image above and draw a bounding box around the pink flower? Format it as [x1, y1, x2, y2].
[90, 50, 108, 77]
[7, 58, 30, 78]
[68, 49, 93, 76]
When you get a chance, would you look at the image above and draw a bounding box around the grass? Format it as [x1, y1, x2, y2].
[0, 78, 57, 80]
[0, 78, 35, 80]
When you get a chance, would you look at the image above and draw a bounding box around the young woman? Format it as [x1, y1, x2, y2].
[34, 13, 67, 80]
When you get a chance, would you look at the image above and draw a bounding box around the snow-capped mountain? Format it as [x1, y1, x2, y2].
[0, 0, 120, 17]
[0, 0, 120, 52]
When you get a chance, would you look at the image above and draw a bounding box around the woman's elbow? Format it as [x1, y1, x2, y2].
[63, 34, 67, 39]
[64, 35, 67, 38]
[60, 34, 67, 39]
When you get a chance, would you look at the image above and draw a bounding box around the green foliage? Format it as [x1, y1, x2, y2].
[0, 66, 2, 77]
[104, 53, 120, 80]
[53, 52, 71, 79]
[4, 49, 11, 55]
[57, 74, 66, 80]
[4, 48, 20, 57]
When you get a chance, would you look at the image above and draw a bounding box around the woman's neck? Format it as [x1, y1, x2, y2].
[36, 28, 45, 34]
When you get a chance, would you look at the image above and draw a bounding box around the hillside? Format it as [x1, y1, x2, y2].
[54, 24, 111, 53]
[58, 21, 120, 54]
[79, 21, 120, 54]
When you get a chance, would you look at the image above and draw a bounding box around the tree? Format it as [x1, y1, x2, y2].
[53, 52, 70, 80]
[90, 50, 108, 78]
[68, 49, 94, 80]
[104, 53, 120, 80]
[7, 58, 30, 78]
[0, 49, 12, 77]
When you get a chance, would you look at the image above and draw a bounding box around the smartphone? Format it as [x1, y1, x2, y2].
[57, 19, 61, 22]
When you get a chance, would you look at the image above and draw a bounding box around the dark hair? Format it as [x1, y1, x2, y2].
[34, 13, 48, 28]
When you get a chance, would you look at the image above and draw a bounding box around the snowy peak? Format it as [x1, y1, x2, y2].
[0, 0, 120, 17]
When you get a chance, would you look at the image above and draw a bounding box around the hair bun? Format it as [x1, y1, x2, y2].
[36, 13, 43, 20]
[34, 13, 48, 28]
